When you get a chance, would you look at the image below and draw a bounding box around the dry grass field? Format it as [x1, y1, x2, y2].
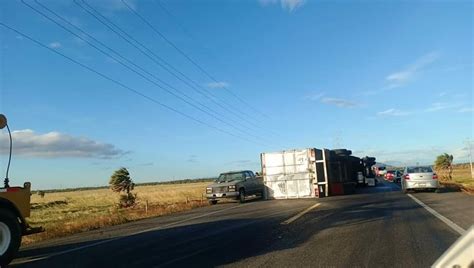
[24, 182, 210, 245]
[439, 164, 474, 192]
[452, 164, 474, 185]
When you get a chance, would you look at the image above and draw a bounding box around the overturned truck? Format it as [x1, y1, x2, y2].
[260, 148, 376, 199]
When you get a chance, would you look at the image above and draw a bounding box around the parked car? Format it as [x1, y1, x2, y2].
[376, 166, 387, 177]
[384, 170, 396, 181]
[385, 170, 402, 182]
[206, 170, 264, 204]
[401, 166, 439, 193]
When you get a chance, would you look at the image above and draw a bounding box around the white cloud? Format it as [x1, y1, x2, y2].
[258, 0, 306, 12]
[305, 92, 325, 101]
[48, 42, 62, 49]
[377, 108, 410, 116]
[425, 102, 454, 112]
[0, 129, 126, 159]
[385, 51, 439, 88]
[281, 0, 305, 12]
[206, 81, 229, 89]
[321, 97, 359, 108]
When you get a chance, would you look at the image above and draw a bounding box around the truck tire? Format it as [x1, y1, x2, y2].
[238, 189, 245, 203]
[0, 208, 22, 267]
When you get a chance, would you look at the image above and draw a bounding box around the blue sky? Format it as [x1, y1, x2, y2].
[0, 0, 472, 189]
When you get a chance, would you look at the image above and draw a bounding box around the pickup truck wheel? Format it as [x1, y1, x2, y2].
[0, 208, 22, 267]
[238, 189, 245, 203]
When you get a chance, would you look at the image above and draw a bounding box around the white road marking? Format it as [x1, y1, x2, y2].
[13, 203, 251, 265]
[407, 194, 466, 236]
[281, 203, 321, 225]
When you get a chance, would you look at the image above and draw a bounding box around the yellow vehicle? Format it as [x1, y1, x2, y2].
[0, 114, 43, 266]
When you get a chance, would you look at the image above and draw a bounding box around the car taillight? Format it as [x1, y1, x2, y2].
[404, 174, 410, 180]
[433, 174, 438, 180]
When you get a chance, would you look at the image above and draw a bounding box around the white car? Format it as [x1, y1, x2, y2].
[377, 167, 387, 177]
[401, 166, 439, 193]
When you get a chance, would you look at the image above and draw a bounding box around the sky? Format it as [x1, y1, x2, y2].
[0, 0, 472, 189]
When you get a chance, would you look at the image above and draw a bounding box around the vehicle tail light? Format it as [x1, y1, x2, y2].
[404, 174, 410, 180]
[433, 174, 438, 180]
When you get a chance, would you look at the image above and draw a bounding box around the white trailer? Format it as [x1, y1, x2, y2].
[261, 148, 330, 199]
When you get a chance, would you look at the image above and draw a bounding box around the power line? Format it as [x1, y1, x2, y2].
[26, 0, 266, 143]
[76, 0, 267, 133]
[121, 0, 270, 119]
[153, 0, 281, 138]
[22, 1, 266, 144]
[154, 0, 204, 53]
[0, 22, 265, 146]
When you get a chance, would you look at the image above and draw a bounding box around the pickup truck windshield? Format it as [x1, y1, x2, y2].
[216, 173, 245, 183]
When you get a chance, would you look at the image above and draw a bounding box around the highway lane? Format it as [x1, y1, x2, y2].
[12, 180, 473, 267]
[409, 189, 474, 231]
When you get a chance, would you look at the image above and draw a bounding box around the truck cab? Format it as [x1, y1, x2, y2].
[0, 182, 43, 265]
[0, 114, 43, 265]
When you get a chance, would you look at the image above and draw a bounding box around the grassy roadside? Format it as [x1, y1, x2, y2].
[438, 164, 474, 194]
[23, 182, 210, 245]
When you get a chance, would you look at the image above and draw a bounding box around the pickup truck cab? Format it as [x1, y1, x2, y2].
[206, 170, 264, 204]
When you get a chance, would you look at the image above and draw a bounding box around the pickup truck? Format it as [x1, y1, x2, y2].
[206, 170, 264, 204]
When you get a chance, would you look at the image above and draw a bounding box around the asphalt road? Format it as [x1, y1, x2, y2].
[12, 179, 474, 268]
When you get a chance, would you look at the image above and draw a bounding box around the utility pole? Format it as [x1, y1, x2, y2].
[466, 139, 474, 179]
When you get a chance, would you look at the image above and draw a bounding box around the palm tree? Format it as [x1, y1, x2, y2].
[109, 167, 136, 207]
[434, 154, 454, 180]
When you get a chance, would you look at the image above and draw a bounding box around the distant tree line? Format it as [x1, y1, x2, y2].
[35, 177, 216, 193]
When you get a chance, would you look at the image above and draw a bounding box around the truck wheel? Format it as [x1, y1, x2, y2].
[209, 200, 218, 205]
[238, 189, 245, 203]
[0, 208, 22, 267]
